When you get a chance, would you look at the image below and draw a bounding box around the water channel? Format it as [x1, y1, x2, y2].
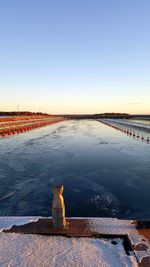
[0, 120, 150, 219]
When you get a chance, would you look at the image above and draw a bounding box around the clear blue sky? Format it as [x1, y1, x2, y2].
[0, 0, 150, 114]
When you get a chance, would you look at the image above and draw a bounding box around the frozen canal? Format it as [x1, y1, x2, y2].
[0, 120, 150, 219]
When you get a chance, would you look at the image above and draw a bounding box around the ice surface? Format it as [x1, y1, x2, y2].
[105, 119, 150, 131]
[0, 120, 150, 219]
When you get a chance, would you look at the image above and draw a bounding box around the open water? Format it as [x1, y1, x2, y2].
[0, 120, 150, 219]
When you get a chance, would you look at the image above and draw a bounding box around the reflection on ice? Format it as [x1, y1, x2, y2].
[0, 120, 150, 219]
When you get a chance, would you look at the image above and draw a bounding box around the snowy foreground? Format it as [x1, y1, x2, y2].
[1, 217, 150, 267]
[0, 234, 135, 267]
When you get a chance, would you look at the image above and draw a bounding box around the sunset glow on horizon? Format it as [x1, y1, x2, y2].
[0, 1, 150, 114]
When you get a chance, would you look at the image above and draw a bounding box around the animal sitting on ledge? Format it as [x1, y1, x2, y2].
[51, 185, 68, 229]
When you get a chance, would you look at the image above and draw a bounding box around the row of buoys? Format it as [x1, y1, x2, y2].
[0, 123, 49, 138]
[0, 118, 51, 128]
[98, 120, 150, 144]
[0, 118, 65, 138]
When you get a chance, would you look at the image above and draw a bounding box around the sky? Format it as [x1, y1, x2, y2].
[0, 0, 150, 114]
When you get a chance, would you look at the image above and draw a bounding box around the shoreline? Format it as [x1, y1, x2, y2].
[0, 115, 67, 137]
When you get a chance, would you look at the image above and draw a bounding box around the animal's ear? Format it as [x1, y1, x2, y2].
[61, 185, 64, 193]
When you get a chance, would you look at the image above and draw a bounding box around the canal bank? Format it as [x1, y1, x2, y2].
[0, 115, 66, 137]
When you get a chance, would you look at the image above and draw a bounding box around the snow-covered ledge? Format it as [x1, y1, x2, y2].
[0, 217, 150, 266]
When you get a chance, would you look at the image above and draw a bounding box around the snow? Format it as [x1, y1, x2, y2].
[0, 217, 149, 266]
[0, 217, 39, 232]
[102, 119, 150, 131]
[0, 233, 137, 267]
[88, 218, 136, 235]
[87, 218, 150, 264]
